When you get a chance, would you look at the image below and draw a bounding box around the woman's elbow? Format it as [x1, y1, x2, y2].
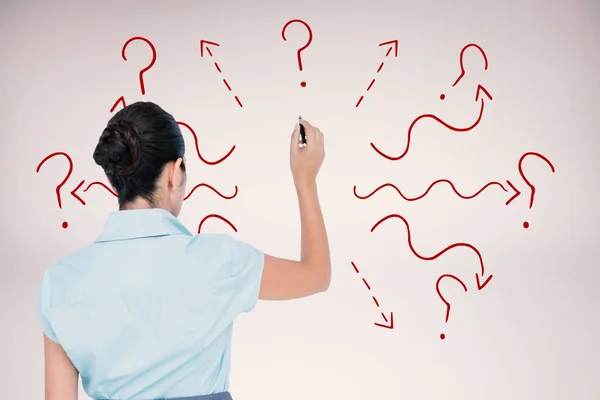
[317, 266, 331, 293]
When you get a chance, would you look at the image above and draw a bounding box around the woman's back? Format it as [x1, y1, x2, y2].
[38, 102, 330, 400]
[39, 208, 264, 399]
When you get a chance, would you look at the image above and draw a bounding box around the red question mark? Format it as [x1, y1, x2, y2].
[436, 274, 468, 340]
[440, 43, 489, 100]
[518, 151, 556, 229]
[282, 19, 313, 87]
[36, 152, 74, 229]
[122, 37, 157, 95]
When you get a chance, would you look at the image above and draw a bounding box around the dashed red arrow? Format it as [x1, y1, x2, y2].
[351, 261, 394, 329]
[200, 40, 243, 108]
[355, 40, 399, 108]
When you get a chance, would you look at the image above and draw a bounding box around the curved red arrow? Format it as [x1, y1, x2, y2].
[371, 214, 492, 290]
[370, 85, 492, 161]
[84, 181, 117, 197]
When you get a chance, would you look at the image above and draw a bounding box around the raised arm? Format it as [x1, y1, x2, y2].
[259, 119, 331, 300]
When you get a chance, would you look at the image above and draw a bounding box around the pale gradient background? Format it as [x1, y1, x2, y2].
[1, 0, 599, 399]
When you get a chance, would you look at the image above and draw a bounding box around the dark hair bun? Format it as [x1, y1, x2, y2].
[93, 120, 141, 176]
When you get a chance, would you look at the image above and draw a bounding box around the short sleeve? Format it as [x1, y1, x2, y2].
[228, 237, 265, 313]
[37, 271, 60, 343]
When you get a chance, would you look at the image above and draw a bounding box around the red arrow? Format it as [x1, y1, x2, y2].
[371, 214, 493, 291]
[84, 181, 117, 197]
[355, 40, 399, 107]
[371, 84, 491, 161]
[475, 84, 493, 102]
[351, 261, 394, 330]
[505, 180, 521, 205]
[199, 40, 243, 108]
[379, 40, 399, 57]
[110, 96, 126, 113]
[475, 272, 493, 290]
[70, 180, 86, 205]
[375, 312, 394, 329]
[200, 40, 220, 57]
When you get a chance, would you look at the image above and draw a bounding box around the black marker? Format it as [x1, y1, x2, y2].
[298, 115, 306, 144]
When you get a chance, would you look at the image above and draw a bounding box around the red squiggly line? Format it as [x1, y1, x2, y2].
[370, 98, 486, 161]
[436, 274, 468, 322]
[184, 184, 238, 201]
[36, 152, 74, 208]
[84, 181, 117, 197]
[122, 37, 157, 95]
[353, 180, 506, 201]
[197, 214, 238, 233]
[371, 214, 492, 287]
[452, 43, 489, 87]
[177, 121, 235, 166]
[518, 152, 555, 208]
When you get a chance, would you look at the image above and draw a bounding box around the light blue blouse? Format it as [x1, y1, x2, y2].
[37, 208, 264, 400]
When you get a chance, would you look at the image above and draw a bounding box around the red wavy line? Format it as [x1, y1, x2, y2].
[197, 214, 237, 233]
[84, 181, 117, 197]
[177, 121, 235, 166]
[184, 183, 238, 201]
[354, 180, 506, 201]
[370, 98, 486, 161]
[518, 151, 555, 208]
[36, 152, 74, 208]
[371, 214, 486, 277]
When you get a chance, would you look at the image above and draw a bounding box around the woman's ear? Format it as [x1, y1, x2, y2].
[170, 158, 185, 187]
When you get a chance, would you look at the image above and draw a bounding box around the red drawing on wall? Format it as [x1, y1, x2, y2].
[355, 40, 399, 107]
[371, 84, 492, 161]
[121, 37, 157, 95]
[281, 19, 313, 87]
[370, 213, 493, 290]
[355, 151, 555, 228]
[353, 180, 514, 203]
[109, 98, 237, 166]
[36, 151, 79, 228]
[436, 273, 468, 340]
[184, 184, 238, 201]
[176, 121, 236, 166]
[200, 40, 243, 107]
[451, 43, 488, 87]
[350, 261, 394, 329]
[197, 214, 238, 233]
[506, 152, 555, 214]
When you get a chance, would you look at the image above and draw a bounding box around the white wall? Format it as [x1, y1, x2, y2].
[1, 0, 598, 399]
